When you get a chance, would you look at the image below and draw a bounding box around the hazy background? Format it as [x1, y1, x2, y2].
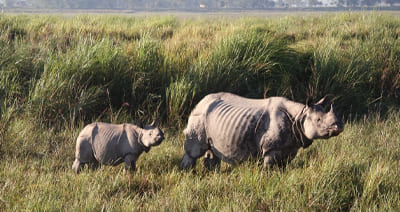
[1, 0, 400, 11]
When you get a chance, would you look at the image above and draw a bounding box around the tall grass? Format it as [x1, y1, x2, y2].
[0, 12, 400, 210]
[1, 13, 399, 125]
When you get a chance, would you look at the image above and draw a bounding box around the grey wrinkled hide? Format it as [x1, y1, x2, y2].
[180, 92, 344, 170]
[72, 121, 164, 174]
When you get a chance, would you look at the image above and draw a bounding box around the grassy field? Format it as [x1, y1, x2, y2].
[0, 12, 400, 210]
[1, 113, 400, 210]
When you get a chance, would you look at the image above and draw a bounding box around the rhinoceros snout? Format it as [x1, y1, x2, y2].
[328, 122, 344, 136]
[155, 134, 165, 144]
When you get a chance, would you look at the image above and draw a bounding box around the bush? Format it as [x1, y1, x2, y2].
[29, 39, 130, 125]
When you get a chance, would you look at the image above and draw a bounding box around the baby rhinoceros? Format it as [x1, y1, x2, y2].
[72, 120, 164, 174]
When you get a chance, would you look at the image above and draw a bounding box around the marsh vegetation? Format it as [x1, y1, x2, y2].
[0, 12, 399, 210]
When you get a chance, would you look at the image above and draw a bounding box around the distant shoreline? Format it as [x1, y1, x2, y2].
[1, 6, 400, 15]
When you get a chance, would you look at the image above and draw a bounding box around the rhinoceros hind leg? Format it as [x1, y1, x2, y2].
[203, 150, 221, 170]
[75, 137, 97, 166]
[88, 160, 100, 170]
[180, 134, 209, 170]
[180, 154, 197, 170]
[72, 159, 85, 174]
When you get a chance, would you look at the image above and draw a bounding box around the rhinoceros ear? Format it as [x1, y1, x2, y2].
[305, 95, 313, 108]
[150, 119, 159, 127]
[136, 120, 144, 128]
[315, 94, 334, 107]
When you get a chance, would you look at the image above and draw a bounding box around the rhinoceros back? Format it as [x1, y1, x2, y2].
[91, 123, 132, 165]
[205, 95, 268, 163]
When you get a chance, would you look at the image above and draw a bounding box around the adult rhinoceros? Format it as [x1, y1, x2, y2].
[72, 120, 164, 173]
[180, 92, 344, 170]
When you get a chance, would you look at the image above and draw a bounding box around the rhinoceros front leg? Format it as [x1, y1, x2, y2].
[124, 154, 136, 172]
[263, 150, 284, 169]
